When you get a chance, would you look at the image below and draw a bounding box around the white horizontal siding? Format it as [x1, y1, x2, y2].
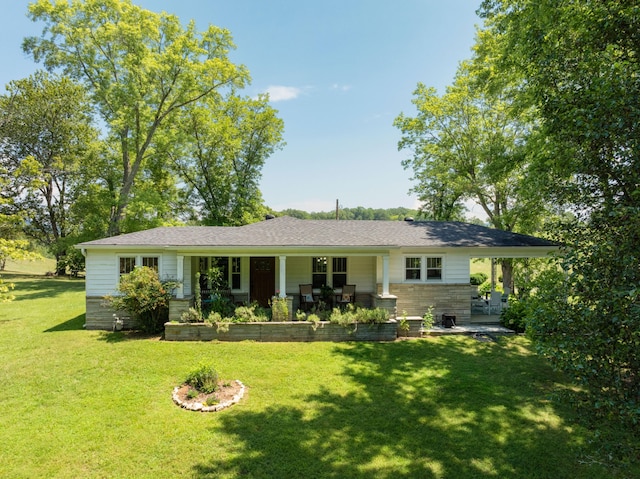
[162, 252, 177, 280]
[85, 250, 118, 296]
[285, 257, 310, 294]
[348, 257, 376, 293]
[388, 250, 470, 284]
[85, 249, 179, 297]
[445, 254, 470, 283]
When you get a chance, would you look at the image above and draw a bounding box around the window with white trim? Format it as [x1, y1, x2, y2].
[231, 257, 241, 290]
[142, 256, 159, 272]
[405, 257, 421, 280]
[332, 257, 347, 288]
[404, 256, 443, 281]
[426, 257, 442, 280]
[119, 257, 136, 277]
[312, 257, 328, 289]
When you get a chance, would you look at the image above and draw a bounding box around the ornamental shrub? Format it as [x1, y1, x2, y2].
[104, 266, 179, 333]
[470, 272, 488, 285]
[499, 298, 529, 333]
[185, 363, 219, 394]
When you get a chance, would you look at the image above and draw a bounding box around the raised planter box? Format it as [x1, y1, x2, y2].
[164, 320, 398, 342]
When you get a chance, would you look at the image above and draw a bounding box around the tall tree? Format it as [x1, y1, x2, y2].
[169, 93, 285, 226]
[478, 0, 640, 428]
[0, 71, 96, 273]
[24, 0, 250, 236]
[394, 62, 546, 290]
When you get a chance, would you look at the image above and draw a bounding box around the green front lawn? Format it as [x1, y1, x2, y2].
[0, 273, 635, 478]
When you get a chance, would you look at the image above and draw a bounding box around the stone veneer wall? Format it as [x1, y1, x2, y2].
[85, 297, 134, 330]
[169, 298, 192, 322]
[379, 283, 475, 324]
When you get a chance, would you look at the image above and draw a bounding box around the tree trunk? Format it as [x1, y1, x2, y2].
[500, 259, 514, 295]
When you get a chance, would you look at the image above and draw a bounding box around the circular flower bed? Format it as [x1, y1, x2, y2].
[172, 380, 245, 412]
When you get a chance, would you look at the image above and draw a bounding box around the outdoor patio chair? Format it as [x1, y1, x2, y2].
[484, 292, 503, 315]
[336, 284, 356, 309]
[299, 284, 318, 311]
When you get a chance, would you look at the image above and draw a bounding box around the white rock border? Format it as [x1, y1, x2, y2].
[172, 380, 245, 412]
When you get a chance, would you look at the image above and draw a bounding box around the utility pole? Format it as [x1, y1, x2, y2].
[335, 199, 339, 220]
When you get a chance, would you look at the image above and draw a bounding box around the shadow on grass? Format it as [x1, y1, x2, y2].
[3, 275, 85, 302]
[44, 314, 86, 332]
[193, 338, 594, 479]
[97, 330, 164, 343]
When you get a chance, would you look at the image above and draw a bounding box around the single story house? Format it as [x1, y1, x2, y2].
[76, 216, 558, 330]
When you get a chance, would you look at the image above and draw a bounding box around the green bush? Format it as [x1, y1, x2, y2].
[355, 307, 389, 324]
[270, 297, 289, 321]
[328, 306, 389, 326]
[104, 266, 179, 334]
[470, 272, 488, 285]
[233, 303, 269, 322]
[180, 307, 202, 323]
[499, 298, 529, 333]
[185, 363, 219, 394]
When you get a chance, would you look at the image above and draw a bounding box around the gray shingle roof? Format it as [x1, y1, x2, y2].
[77, 216, 558, 249]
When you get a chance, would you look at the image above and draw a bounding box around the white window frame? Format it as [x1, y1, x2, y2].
[403, 255, 444, 282]
[117, 254, 163, 281]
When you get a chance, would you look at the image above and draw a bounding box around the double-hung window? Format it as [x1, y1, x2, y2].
[142, 256, 159, 271]
[405, 256, 443, 281]
[312, 257, 328, 289]
[119, 257, 136, 277]
[405, 257, 421, 280]
[426, 257, 442, 280]
[231, 257, 241, 290]
[332, 257, 347, 288]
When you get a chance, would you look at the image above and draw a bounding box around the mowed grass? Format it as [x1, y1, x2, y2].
[0, 270, 636, 478]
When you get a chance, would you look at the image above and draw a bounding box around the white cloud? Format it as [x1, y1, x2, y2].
[332, 83, 351, 92]
[264, 85, 302, 102]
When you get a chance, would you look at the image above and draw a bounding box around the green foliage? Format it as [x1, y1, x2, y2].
[394, 62, 545, 229]
[499, 298, 528, 334]
[470, 272, 488, 286]
[328, 305, 390, 327]
[171, 93, 284, 226]
[527, 214, 640, 429]
[275, 206, 419, 221]
[0, 239, 42, 271]
[270, 296, 289, 322]
[57, 248, 85, 277]
[185, 363, 219, 394]
[0, 276, 15, 303]
[24, 0, 254, 235]
[422, 306, 435, 330]
[104, 266, 179, 334]
[180, 307, 202, 323]
[186, 389, 199, 400]
[477, 0, 640, 430]
[230, 303, 269, 323]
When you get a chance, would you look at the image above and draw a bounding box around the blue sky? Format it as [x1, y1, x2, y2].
[0, 0, 482, 213]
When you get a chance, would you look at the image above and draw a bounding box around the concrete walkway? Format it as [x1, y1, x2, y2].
[424, 324, 515, 337]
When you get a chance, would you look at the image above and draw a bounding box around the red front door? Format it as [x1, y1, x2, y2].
[250, 257, 275, 308]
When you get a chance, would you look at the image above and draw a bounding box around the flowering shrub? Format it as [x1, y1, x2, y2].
[104, 266, 179, 333]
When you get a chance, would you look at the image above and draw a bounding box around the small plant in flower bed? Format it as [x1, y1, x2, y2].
[185, 363, 219, 394]
[186, 388, 199, 400]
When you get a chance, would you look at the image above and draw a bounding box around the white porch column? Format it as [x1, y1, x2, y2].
[382, 255, 390, 296]
[176, 255, 184, 299]
[279, 255, 287, 298]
